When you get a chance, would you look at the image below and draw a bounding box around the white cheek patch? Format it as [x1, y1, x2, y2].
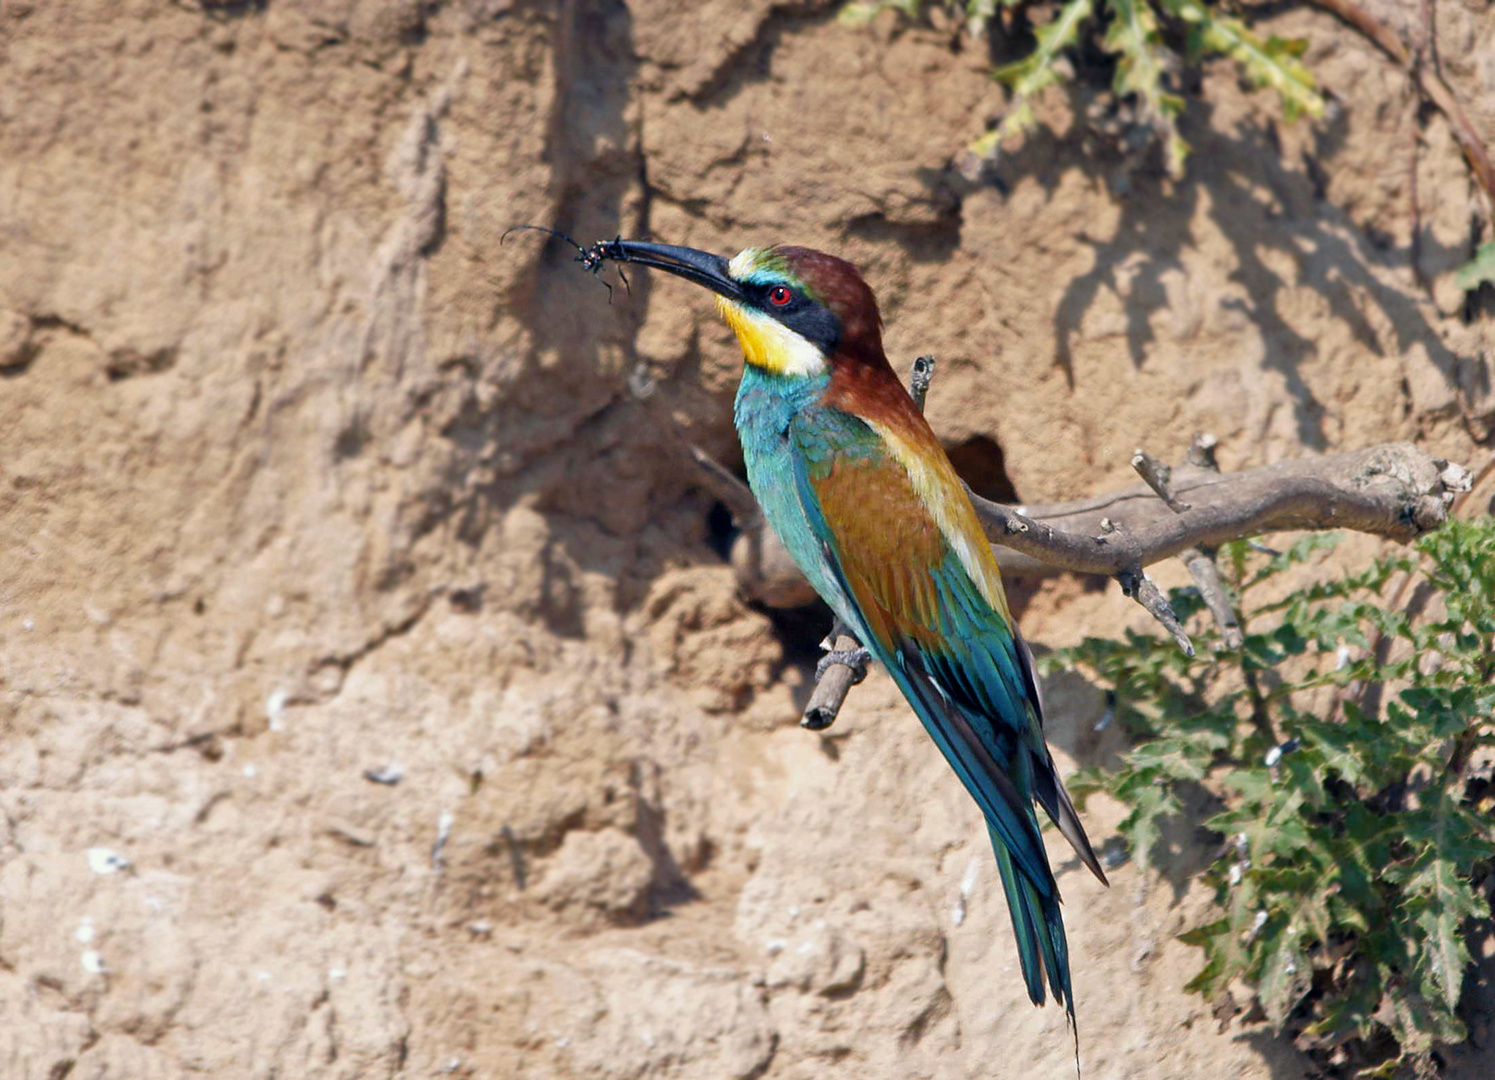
[717, 297, 827, 377]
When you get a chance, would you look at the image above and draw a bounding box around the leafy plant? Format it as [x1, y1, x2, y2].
[1044, 520, 1495, 1075]
[1454, 241, 1495, 294]
[840, 0, 1324, 175]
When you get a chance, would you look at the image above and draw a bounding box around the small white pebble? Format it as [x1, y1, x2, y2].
[242, 764, 258, 779]
[363, 762, 406, 785]
[329, 968, 347, 981]
[787, 905, 800, 918]
[21, 618, 34, 631]
[80, 950, 106, 974]
[1229, 863, 1243, 885]
[640, 1031, 656, 1048]
[555, 1037, 571, 1050]
[764, 939, 787, 956]
[466, 921, 493, 936]
[144, 896, 165, 913]
[266, 688, 289, 732]
[86, 848, 131, 875]
[75, 918, 95, 944]
[256, 971, 272, 983]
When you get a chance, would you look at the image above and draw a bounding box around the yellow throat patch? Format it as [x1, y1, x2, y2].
[714, 249, 827, 377]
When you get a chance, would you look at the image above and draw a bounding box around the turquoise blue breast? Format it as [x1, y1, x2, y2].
[732, 366, 854, 622]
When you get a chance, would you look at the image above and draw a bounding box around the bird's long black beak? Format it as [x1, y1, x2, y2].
[594, 240, 744, 303]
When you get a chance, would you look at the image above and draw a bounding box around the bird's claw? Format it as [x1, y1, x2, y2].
[816, 646, 872, 684]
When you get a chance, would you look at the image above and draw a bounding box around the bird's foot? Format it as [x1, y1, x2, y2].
[816, 646, 872, 684]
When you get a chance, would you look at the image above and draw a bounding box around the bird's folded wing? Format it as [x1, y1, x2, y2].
[786, 407, 1057, 887]
[788, 405, 1106, 886]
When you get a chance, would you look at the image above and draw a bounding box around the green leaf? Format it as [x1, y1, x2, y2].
[1161, 0, 1325, 122]
[987, 0, 1095, 146]
[1044, 516, 1495, 1064]
[1454, 241, 1495, 293]
[1118, 783, 1179, 874]
[1100, 0, 1188, 174]
[1257, 918, 1310, 1026]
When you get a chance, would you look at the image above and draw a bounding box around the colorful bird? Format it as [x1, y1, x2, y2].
[590, 238, 1108, 1032]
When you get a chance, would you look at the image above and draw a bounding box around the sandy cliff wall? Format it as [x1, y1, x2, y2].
[1, 1, 1491, 1077]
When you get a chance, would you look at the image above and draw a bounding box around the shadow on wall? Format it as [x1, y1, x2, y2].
[992, 82, 1473, 451]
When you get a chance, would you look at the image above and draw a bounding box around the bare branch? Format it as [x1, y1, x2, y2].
[974, 444, 1469, 576]
[1119, 568, 1195, 657]
[1300, 0, 1495, 219]
[1134, 441, 1245, 650]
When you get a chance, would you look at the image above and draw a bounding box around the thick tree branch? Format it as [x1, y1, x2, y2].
[970, 444, 1468, 576]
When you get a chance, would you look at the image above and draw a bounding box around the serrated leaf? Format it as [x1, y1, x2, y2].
[1119, 783, 1178, 874]
[1100, 0, 1188, 175]
[1162, 0, 1324, 122]
[1397, 795, 1495, 1011]
[988, 0, 1094, 145]
[1257, 919, 1310, 1026]
[1044, 516, 1495, 1065]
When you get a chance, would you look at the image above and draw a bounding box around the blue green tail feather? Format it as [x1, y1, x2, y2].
[990, 827, 1072, 1016]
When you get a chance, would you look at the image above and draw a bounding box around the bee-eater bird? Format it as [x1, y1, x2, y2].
[589, 238, 1108, 1032]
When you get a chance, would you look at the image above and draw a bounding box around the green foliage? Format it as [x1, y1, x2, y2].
[1454, 241, 1495, 293]
[840, 0, 1324, 176]
[1046, 520, 1495, 1075]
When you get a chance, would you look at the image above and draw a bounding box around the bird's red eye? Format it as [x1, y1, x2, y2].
[767, 285, 792, 307]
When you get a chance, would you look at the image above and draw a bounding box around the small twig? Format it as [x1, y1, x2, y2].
[1180, 548, 1244, 649]
[803, 622, 867, 730]
[909, 354, 936, 409]
[1119, 567, 1195, 657]
[1185, 431, 1219, 471]
[688, 445, 760, 525]
[1132, 449, 1192, 513]
[1134, 441, 1245, 650]
[1302, 0, 1495, 219]
[1124, 450, 1195, 653]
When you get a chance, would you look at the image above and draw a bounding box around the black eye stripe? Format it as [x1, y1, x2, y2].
[749, 282, 840, 353]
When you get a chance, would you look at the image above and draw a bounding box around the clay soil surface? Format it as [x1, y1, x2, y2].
[2, 2, 1493, 1077]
